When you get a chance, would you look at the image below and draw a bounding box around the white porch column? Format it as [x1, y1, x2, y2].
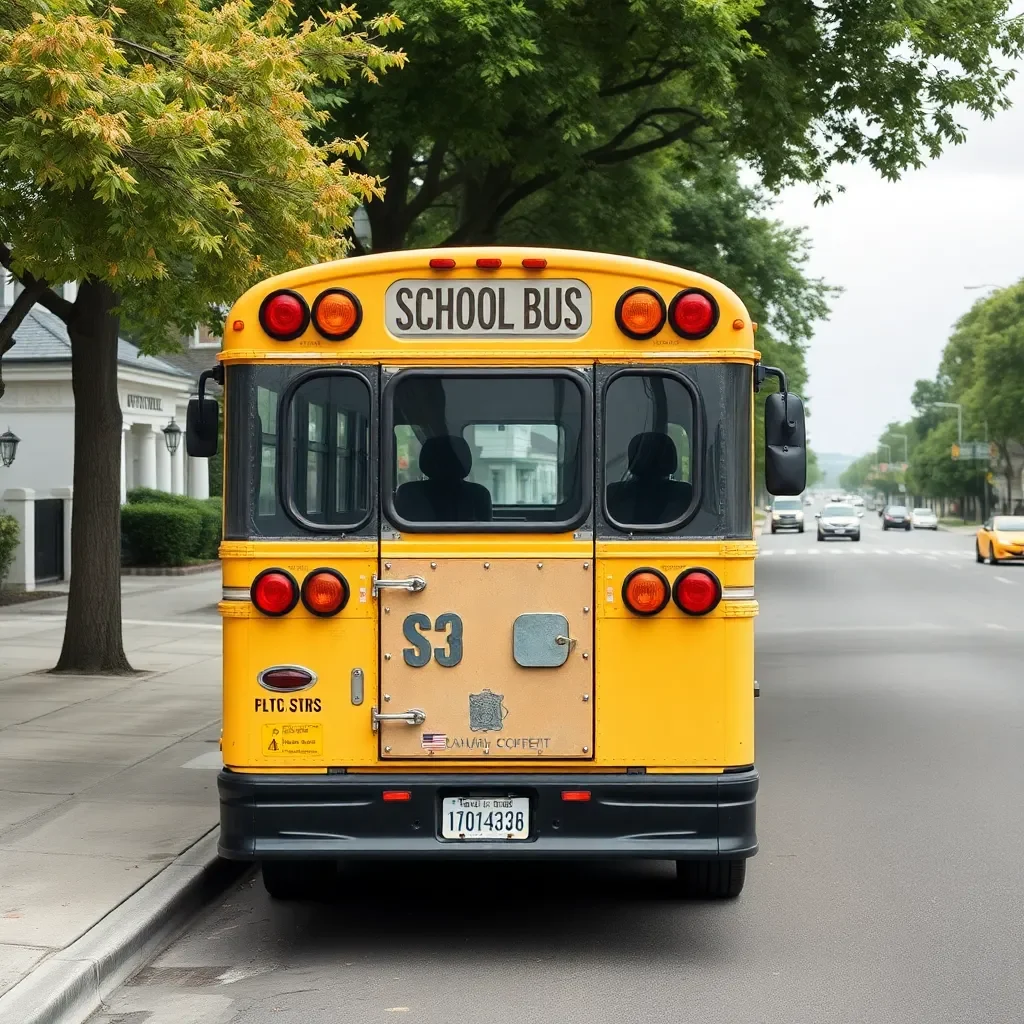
[187, 454, 209, 500]
[53, 486, 73, 580]
[120, 426, 129, 503]
[171, 436, 185, 495]
[156, 432, 171, 492]
[138, 425, 157, 490]
[1, 488, 36, 591]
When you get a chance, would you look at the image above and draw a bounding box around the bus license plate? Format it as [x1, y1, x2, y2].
[441, 797, 530, 840]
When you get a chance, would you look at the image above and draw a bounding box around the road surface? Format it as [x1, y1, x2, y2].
[90, 511, 1024, 1024]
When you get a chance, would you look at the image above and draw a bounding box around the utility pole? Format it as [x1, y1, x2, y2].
[932, 402, 963, 447]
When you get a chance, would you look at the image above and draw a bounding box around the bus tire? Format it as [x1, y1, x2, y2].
[675, 858, 746, 899]
[261, 860, 335, 901]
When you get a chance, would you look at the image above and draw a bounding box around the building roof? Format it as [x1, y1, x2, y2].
[2, 302, 192, 379]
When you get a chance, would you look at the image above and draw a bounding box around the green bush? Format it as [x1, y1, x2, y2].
[121, 503, 202, 567]
[0, 513, 19, 586]
[124, 489, 221, 560]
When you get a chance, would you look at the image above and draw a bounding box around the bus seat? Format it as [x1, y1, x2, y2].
[394, 435, 493, 523]
[606, 432, 691, 525]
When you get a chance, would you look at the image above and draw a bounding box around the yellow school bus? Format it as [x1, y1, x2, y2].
[186, 247, 806, 900]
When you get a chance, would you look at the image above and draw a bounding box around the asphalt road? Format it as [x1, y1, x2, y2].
[91, 512, 1024, 1024]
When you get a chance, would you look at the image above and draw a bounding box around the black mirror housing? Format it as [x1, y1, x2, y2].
[186, 397, 219, 458]
[764, 391, 807, 496]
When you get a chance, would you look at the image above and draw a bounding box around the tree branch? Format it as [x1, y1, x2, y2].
[598, 60, 688, 98]
[0, 243, 76, 323]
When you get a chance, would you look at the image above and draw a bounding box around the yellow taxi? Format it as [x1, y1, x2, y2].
[976, 515, 1024, 564]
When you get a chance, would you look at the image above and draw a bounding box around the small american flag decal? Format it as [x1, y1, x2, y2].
[421, 732, 447, 751]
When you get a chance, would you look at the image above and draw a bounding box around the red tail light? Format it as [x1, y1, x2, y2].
[250, 568, 299, 616]
[669, 289, 718, 339]
[616, 287, 666, 340]
[301, 569, 349, 616]
[258, 666, 316, 691]
[476, 257, 502, 269]
[673, 568, 722, 615]
[382, 790, 412, 802]
[622, 568, 670, 615]
[429, 257, 456, 269]
[561, 790, 591, 802]
[259, 290, 309, 341]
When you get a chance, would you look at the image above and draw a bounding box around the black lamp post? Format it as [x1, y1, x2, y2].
[162, 418, 182, 455]
[0, 428, 19, 468]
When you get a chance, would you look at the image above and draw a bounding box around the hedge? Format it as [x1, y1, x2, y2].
[122, 503, 203, 567]
[0, 513, 19, 586]
[125, 488, 221, 561]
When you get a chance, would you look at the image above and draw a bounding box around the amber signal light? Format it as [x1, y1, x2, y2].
[312, 288, 361, 341]
[301, 568, 349, 617]
[622, 568, 670, 616]
[615, 287, 666, 340]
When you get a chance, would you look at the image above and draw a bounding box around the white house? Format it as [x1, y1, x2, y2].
[0, 275, 211, 589]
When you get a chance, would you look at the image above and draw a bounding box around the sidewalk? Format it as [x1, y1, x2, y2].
[0, 572, 225, 1014]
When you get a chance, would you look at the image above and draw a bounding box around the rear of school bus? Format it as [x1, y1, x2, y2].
[212, 247, 760, 900]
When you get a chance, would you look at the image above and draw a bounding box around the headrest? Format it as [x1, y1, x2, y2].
[627, 432, 678, 479]
[419, 435, 473, 481]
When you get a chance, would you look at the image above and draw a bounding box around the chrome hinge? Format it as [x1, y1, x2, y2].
[371, 575, 427, 597]
[554, 635, 578, 653]
[371, 706, 426, 732]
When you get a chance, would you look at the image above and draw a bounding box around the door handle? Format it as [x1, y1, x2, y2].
[371, 706, 426, 732]
[554, 635, 577, 653]
[372, 575, 427, 597]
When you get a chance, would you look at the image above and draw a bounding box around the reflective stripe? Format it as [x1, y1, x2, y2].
[222, 587, 250, 602]
[721, 586, 755, 601]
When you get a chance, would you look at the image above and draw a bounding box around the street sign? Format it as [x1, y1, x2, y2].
[951, 442, 992, 460]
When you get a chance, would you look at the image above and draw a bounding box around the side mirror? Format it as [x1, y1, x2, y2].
[814, 512, 821, 519]
[764, 391, 807, 496]
[186, 397, 219, 458]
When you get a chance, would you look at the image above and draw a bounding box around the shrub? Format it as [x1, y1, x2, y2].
[0, 513, 19, 586]
[124, 489, 221, 560]
[121, 504, 202, 567]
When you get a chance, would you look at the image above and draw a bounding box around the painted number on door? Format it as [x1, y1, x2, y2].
[402, 612, 464, 668]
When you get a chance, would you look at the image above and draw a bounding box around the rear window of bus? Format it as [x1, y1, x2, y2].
[383, 370, 590, 531]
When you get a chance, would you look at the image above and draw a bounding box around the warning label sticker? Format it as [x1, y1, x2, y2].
[261, 723, 323, 757]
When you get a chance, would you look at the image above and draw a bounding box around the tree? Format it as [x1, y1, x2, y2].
[0, 0, 403, 673]
[298, 0, 1024, 252]
[933, 282, 1024, 508]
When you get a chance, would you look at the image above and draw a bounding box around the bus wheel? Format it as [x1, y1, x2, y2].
[261, 860, 335, 901]
[675, 858, 746, 899]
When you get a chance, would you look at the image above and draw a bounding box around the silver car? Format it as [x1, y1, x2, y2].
[911, 507, 938, 530]
[816, 503, 862, 541]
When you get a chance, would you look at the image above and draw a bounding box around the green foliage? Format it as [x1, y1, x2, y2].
[126, 488, 221, 559]
[0, 512, 19, 585]
[301, 0, 1024, 249]
[121, 502, 202, 566]
[0, 0, 405, 351]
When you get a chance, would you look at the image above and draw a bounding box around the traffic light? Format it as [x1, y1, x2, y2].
[951, 443, 960, 459]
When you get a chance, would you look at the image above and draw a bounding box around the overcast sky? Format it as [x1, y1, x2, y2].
[773, 64, 1024, 456]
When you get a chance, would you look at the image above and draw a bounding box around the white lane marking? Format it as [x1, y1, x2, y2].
[987, 623, 1009, 631]
[784, 548, 796, 556]
[994, 576, 1015, 585]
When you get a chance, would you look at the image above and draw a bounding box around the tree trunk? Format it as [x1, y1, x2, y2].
[53, 279, 133, 675]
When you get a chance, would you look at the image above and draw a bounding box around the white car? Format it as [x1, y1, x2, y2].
[911, 507, 938, 530]
[851, 496, 865, 508]
[770, 497, 805, 533]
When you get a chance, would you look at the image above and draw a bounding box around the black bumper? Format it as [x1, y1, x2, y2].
[218, 769, 758, 861]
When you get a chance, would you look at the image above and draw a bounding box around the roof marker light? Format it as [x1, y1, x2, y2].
[476, 257, 502, 269]
[522, 257, 547, 269]
[429, 257, 456, 269]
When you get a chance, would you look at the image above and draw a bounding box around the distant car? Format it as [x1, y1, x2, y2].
[975, 515, 1024, 564]
[911, 507, 938, 530]
[851, 496, 865, 508]
[882, 505, 911, 530]
[770, 497, 804, 533]
[816, 503, 862, 542]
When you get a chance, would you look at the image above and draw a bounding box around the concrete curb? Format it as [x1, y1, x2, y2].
[0, 829, 247, 1024]
[121, 561, 220, 576]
